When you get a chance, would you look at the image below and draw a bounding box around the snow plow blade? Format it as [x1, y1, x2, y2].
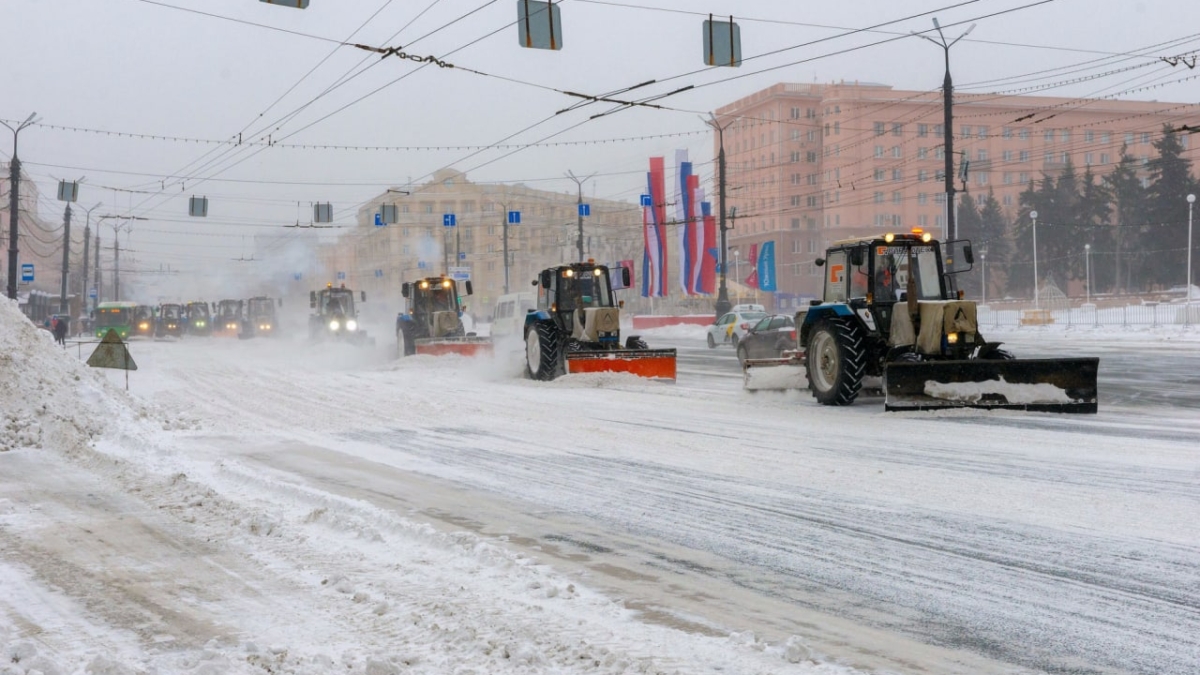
[565, 349, 677, 381]
[883, 357, 1099, 413]
[414, 337, 493, 357]
[743, 352, 806, 391]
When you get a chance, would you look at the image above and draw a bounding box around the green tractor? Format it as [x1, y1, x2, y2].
[523, 262, 676, 381]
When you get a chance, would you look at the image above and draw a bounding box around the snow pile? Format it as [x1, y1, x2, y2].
[924, 376, 1074, 404]
[0, 297, 139, 451]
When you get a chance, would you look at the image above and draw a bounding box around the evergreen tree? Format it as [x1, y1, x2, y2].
[1144, 124, 1196, 289]
[1008, 179, 1049, 299]
[976, 188, 1010, 300]
[1106, 145, 1147, 293]
[954, 192, 983, 297]
[1076, 166, 1113, 294]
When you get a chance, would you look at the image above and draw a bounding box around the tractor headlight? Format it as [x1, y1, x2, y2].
[884, 233, 895, 243]
[260, 324, 271, 330]
[346, 319, 358, 331]
[197, 320, 206, 327]
[329, 320, 340, 331]
[947, 332, 959, 344]
[921, 232, 933, 243]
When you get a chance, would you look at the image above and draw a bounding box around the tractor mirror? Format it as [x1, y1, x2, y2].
[401, 282, 410, 298]
[621, 267, 631, 288]
[465, 280, 474, 296]
[962, 244, 975, 265]
[309, 291, 316, 308]
[361, 291, 367, 302]
[815, 258, 826, 267]
[540, 270, 552, 288]
[850, 247, 865, 267]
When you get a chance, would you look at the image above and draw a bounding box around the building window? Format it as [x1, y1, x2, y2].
[422, 202, 435, 213]
[1141, 132, 1151, 144]
[401, 204, 410, 214]
[807, 129, 818, 142]
[874, 121, 885, 135]
[874, 192, 884, 204]
[961, 125, 972, 139]
[1085, 130, 1095, 143]
[1061, 152, 1070, 163]
[892, 191, 902, 204]
[976, 174, 988, 186]
[825, 123, 831, 137]
[1060, 130, 1070, 143]
[1044, 151, 1055, 164]
[892, 123, 903, 136]
[918, 169, 928, 182]
[1019, 128, 1030, 140]
[806, 151, 817, 163]
[1101, 132, 1111, 143]
[1002, 127, 1013, 139]
[935, 193, 946, 205]
[1019, 172, 1029, 183]
[935, 215, 945, 228]
[1003, 172, 1013, 184]
[790, 195, 801, 207]
[874, 169, 885, 181]
[918, 124, 929, 137]
[892, 146, 902, 158]
[807, 196, 819, 207]
[791, 173, 801, 185]
[1020, 150, 1030, 162]
[790, 107, 801, 119]
[978, 126, 989, 139]
[1002, 150, 1013, 161]
[1125, 132, 1135, 145]
[977, 149, 988, 161]
[918, 147, 928, 159]
[834, 122, 840, 134]
[808, 173, 818, 185]
[1003, 194, 1014, 206]
[935, 147, 945, 159]
[790, 151, 800, 163]
[791, 129, 801, 141]
[919, 215, 929, 227]
[918, 192, 929, 205]
[892, 169, 903, 181]
[934, 124, 943, 138]
[1085, 152, 1094, 165]
[1101, 153, 1110, 164]
[874, 145, 884, 158]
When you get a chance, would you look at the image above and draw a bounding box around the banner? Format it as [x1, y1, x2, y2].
[758, 241, 777, 292]
[642, 157, 668, 297]
[700, 201, 717, 295]
[744, 243, 759, 290]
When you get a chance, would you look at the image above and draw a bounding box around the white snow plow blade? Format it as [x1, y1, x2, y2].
[742, 352, 806, 391]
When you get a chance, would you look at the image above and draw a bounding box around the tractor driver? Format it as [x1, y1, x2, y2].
[875, 253, 899, 302]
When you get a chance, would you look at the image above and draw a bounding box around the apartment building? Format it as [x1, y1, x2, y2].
[715, 81, 1197, 302]
[327, 169, 641, 316]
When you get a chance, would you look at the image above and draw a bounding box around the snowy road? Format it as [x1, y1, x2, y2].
[5, 317, 1200, 675]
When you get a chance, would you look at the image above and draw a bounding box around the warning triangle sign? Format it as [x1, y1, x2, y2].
[87, 329, 138, 370]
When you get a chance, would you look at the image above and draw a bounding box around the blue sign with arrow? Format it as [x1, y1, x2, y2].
[578, 203, 590, 217]
[418, 261, 426, 269]
[443, 213, 456, 227]
[336, 271, 345, 280]
[640, 194, 651, 207]
[374, 213, 383, 227]
[507, 210, 521, 224]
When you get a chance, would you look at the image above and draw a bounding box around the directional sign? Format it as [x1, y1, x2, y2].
[418, 261, 427, 269]
[641, 194, 652, 207]
[459, 252, 467, 260]
[337, 271, 346, 280]
[20, 263, 33, 282]
[374, 213, 383, 227]
[578, 203, 591, 217]
[449, 266, 471, 282]
[374, 269, 383, 278]
[507, 210, 521, 225]
[443, 213, 457, 227]
[293, 273, 302, 281]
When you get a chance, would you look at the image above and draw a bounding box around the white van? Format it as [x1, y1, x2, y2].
[491, 292, 537, 339]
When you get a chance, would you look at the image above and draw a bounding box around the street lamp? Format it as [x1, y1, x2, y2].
[2, 111, 39, 299]
[79, 202, 102, 310]
[1188, 194, 1196, 308]
[704, 113, 735, 319]
[1084, 243, 1091, 305]
[980, 248, 987, 305]
[1030, 210, 1039, 309]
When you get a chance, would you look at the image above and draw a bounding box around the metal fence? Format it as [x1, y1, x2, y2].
[978, 301, 1200, 329]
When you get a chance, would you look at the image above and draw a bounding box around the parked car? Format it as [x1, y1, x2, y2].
[735, 314, 797, 366]
[706, 310, 768, 348]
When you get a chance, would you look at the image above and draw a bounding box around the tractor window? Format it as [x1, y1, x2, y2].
[823, 250, 848, 303]
[873, 253, 899, 303]
[850, 258, 869, 299]
[559, 269, 612, 310]
[913, 249, 944, 299]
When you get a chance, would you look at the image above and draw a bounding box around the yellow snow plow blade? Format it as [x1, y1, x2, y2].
[414, 336, 493, 357]
[743, 352, 806, 391]
[883, 357, 1099, 413]
[565, 349, 677, 381]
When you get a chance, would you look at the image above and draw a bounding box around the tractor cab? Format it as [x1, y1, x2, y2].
[396, 277, 489, 357]
[132, 305, 156, 337]
[157, 303, 184, 337]
[214, 299, 244, 335]
[245, 296, 279, 336]
[309, 284, 370, 343]
[185, 302, 212, 336]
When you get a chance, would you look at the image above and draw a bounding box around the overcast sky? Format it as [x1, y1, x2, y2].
[3, 0, 1196, 289]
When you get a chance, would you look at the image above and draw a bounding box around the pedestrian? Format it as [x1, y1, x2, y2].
[53, 316, 68, 346]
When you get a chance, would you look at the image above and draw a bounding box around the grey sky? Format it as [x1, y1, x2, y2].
[3, 0, 1195, 288]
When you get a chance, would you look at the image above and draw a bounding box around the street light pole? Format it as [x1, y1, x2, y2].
[1084, 243, 1091, 305]
[1031, 210, 1039, 309]
[566, 171, 595, 263]
[981, 249, 987, 305]
[79, 202, 102, 311]
[2, 112, 39, 300]
[915, 20, 974, 242]
[1188, 194, 1196, 308]
[704, 113, 735, 319]
[59, 203, 72, 315]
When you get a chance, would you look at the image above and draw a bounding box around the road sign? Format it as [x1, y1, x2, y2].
[418, 261, 427, 269]
[87, 329, 138, 391]
[508, 210, 521, 224]
[374, 213, 383, 227]
[374, 269, 383, 278]
[88, 288, 97, 299]
[20, 264, 33, 282]
[448, 266, 471, 282]
[293, 273, 302, 281]
[337, 271, 346, 280]
[459, 252, 467, 260]
[578, 203, 591, 217]
[640, 194, 652, 207]
[443, 213, 457, 227]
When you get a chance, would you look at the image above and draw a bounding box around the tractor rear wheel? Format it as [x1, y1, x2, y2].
[525, 321, 563, 381]
[805, 319, 866, 406]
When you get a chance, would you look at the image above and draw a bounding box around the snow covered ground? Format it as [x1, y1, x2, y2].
[3, 297, 1198, 675]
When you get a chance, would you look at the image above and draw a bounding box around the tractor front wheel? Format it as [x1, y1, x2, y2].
[525, 321, 563, 381]
[396, 323, 416, 358]
[805, 319, 866, 406]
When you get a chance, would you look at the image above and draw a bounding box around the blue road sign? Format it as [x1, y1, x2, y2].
[507, 210, 521, 224]
[443, 213, 456, 227]
[418, 261, 427, 269]
[374, 269, 383, 278]
[337, 271, 346, 280]
[20, 264, 33, 282]
[459, 252, 466, 260]
[578, 203, 591, 217]
[88, 288, 97, 299]
[294, 273, 302, 281]
[374, 213, 383, 227]
[640, 194, 651, 207]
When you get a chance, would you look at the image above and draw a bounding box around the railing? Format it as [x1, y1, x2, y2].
[978, 301, 1200, 329]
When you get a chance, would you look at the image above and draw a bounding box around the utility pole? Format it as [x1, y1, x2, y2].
[499, 202, 512, 295]
[566, 171, 595, 262]
[915, 19, 974, 242]
[114, 231, 121, 302]
[2, 112, 39, 300]
[705, 113, 734, 319]
[95, 229, 101, 303]
[59, 203, 72, 315]
[78, 202, 101, 312]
